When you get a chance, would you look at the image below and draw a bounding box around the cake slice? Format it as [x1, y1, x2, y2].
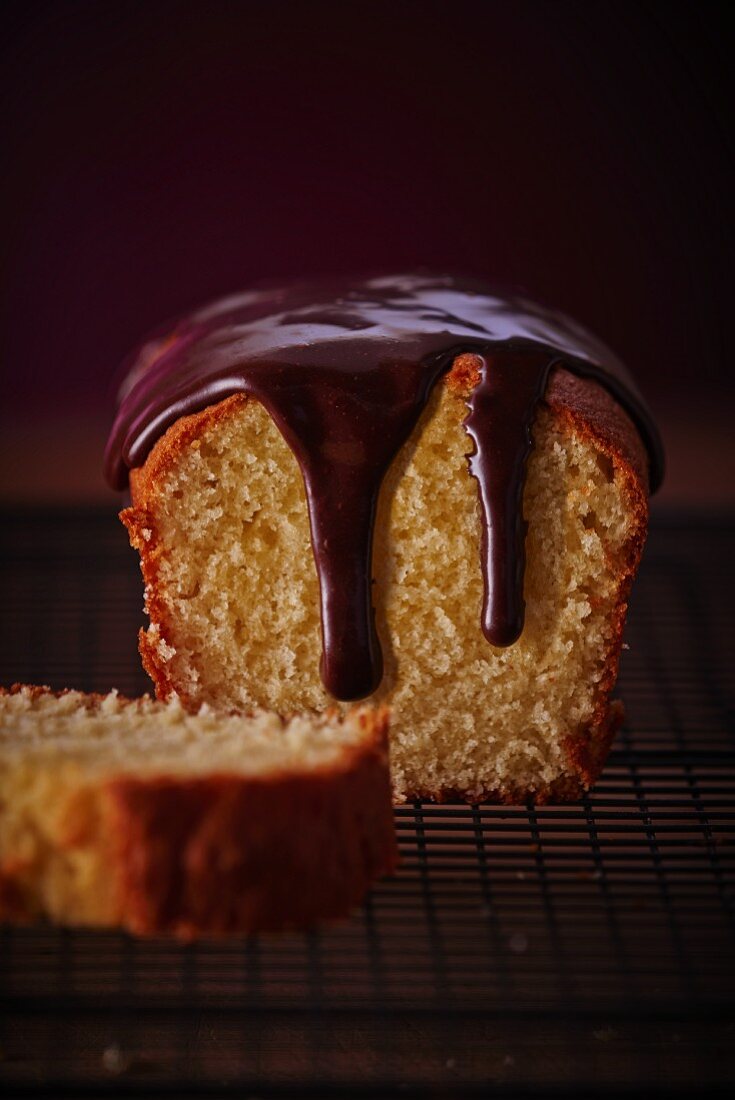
[0, 686, 396, 937]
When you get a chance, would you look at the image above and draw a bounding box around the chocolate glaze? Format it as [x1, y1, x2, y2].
[105, 274, 664, 701]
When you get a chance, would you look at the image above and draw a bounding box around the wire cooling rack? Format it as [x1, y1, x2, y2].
[0, 509, 733, 1097]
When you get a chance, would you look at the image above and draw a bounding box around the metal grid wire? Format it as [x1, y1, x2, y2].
[0, 509, 733, 1096]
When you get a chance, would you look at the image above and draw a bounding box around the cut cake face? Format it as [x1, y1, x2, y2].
[107, 275, 661, 802]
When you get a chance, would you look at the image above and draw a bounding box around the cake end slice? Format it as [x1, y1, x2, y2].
[0, 686, 397, 937]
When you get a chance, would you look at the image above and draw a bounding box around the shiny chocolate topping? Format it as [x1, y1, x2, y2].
[105, 274, 664, 701]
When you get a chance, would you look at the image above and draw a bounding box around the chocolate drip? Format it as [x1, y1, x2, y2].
[105, 274, 664, 701]
[230, 358, 446, 700]
[464, 349, 555, 647]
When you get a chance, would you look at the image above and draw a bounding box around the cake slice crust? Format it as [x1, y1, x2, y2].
[0, 686, 397, 937]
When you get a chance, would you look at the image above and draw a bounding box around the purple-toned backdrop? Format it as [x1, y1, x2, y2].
[1, 1, 732, 434]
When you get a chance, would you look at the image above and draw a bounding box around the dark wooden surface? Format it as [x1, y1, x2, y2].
[0, 511, 733, 1096]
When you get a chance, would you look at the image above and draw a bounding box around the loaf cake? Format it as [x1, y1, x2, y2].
[0, 685, 396, 936]
[105, 274, 664, 803]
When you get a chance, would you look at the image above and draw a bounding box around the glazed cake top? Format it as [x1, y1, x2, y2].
[105, 274, 663, 700]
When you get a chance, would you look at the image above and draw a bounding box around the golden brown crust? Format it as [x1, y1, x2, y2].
[0, 867, 33, 922]
[122, 395, 251, 708]
[122, 359, 650, 804]
[0, 689, 398, 936]
[547, 375, 648, 798]
[106, 737, 396, 938]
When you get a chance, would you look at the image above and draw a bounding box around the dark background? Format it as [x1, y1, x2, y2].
[1, 0, 732, 502]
